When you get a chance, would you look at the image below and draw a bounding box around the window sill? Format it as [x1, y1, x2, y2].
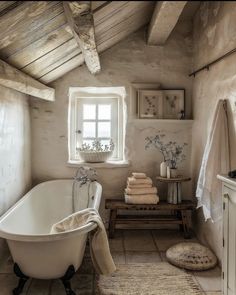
[67, 160, 130, 169]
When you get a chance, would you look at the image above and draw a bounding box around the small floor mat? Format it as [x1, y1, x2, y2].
[96, 262, 203, 295]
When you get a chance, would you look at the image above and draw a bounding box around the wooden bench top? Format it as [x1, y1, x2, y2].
[105, 199, 196, 210]
[156, 176, 191, 183]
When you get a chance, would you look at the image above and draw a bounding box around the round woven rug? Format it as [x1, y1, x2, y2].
[166, 242, 217, 271]
[96, 262, 203, 295]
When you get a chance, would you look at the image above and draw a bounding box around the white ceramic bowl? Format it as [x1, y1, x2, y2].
[78, 151, 113, 163]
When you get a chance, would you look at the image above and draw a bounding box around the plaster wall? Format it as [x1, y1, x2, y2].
[0, 85, 31, 255]
[192, 1, 236, 262]
[31, 23, 194, 225]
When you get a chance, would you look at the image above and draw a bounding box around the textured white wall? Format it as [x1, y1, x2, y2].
[192, 1, 236, 262]
[0, 85, 31, 254]
[31, 24, 194, 225]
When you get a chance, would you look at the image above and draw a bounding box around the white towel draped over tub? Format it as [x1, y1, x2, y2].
[196, 99, 230, 221]
[51, 208, 116, 275]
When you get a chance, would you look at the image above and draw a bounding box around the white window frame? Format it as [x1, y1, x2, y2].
[68, 87, 126, 163]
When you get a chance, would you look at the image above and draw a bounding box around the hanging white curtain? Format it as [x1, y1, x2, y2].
[196, 99, 230, 222]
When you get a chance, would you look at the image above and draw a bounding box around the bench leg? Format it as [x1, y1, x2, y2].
[109, 209, 117, 239]
[181, 210, 191, 239]
[177, 210, 184, 232]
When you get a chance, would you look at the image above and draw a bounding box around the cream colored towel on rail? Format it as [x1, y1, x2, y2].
[125, 194, 159, 204]
[50, 208, 116, 275]
[128, 177, 152, 185]
[125, 187, 157, 195]
[196, 100, 230, 222]
[132, 172, 147, 179]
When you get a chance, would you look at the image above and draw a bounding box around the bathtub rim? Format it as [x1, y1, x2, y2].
[0, 179, 101, 242]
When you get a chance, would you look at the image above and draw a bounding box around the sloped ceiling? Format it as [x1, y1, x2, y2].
[0, 1, 155, 84]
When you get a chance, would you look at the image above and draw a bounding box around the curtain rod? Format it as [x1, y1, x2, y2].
[189, 47, 236, 77]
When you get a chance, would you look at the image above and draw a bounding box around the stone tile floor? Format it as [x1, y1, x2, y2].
[0, 229, 222, 294]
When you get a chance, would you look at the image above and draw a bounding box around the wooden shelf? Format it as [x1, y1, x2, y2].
[116, 215, 182, 225]
[131, 119, 193, 124]
[105, 199, 195, 210]
[156, 176, 191, 183]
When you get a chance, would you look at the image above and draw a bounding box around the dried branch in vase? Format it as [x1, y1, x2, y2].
[145, 132, 187, 169]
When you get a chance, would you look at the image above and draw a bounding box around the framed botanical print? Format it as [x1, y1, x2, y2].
[162, 89, 185, 119]
[130, 82, 161, 118]
[138, 90, 163, 119]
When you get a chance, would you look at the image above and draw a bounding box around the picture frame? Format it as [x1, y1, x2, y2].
[130, 82, 161, 118]
[162, 89, 185, 119]
[138, 89, 163, 119]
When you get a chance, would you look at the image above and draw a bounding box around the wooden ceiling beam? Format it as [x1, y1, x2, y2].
[63, 1, 101, 74]
[147, 1, 187, 45]
[40, 1, 154, 83]
[0, 59, 55, 101]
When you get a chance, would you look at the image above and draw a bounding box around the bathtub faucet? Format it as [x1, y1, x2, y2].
[74, 166, 97, 186]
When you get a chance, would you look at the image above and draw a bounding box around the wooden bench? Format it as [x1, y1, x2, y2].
[105, 199, 195, 239]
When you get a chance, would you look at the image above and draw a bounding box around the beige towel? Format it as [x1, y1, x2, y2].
[128, 177, 152, 185]
[196, 99, 230, 221]
[127, 183, 153, 189]
[125, 194, 159, 204]
[50, 208, 116, 275]
[132, 172, 147, 179]
[125, 187, 157, 195]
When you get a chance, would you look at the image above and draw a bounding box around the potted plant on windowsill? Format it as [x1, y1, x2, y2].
[77, 139, 115, 163]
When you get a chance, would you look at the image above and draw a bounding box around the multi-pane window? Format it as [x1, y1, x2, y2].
[77, 97, 118, 158]
[68, 87, 125, 162]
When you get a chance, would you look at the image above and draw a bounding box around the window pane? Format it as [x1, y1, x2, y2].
[82, 139, 94, 148]
[83, 122, 96, 137]
[83, 104, 96, 120]
[98, 122, 111, 138]
[98, 104, 111, 120]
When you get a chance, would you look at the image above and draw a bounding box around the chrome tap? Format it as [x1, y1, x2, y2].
[74, 166, 97, 187]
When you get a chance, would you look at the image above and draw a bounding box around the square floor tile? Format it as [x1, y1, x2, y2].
[27, 279, 51, 295]
[152, 229, 196, 240]
[111, 251, 126, 264]
[73, 273, 94, 294]
[0, 253, 14, 274]
[0, 274, 30, 295]
[51, 274, 94, 295]
[109, 230, 124, 252]
[193, 267, 222, 292]
[79, 255, 95, 275]
[152, 229, 198, 251]
[125, 251, 162, 264]
[123, 230, 157, 251]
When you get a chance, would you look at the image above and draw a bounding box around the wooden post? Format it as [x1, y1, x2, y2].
[109, 209, 117, 239]
[181, 210, 191, 239]
[0, 59, 55, 101]
[63, 1, 101, 74]
[147, 1, 187, 45]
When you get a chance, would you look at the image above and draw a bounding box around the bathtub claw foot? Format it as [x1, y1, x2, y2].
[12, 263, 29, 295]
[62, 281, 76, 295]
[61, 265, 76, 295]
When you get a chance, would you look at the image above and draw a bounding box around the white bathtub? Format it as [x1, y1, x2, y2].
[0, 179, 102, 279]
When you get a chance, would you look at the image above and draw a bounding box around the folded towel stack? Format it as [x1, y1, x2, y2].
[124, 172, 159, 204]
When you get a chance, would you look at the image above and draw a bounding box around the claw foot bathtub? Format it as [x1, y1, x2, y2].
[0, 179, 102, 279]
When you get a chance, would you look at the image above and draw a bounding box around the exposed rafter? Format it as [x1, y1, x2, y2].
[0, 1, 155, 83]
[147, 1, 187, 45]
[0, 59, 55, 101]
[63, 1, 101, 74]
